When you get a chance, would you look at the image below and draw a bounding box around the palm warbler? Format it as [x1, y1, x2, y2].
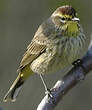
[3, 5, 89, 102]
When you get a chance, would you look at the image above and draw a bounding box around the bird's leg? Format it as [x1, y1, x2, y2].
[39, 74, 53, 98]
[72, 59, 83, 67]
[72, 59, 85, 80]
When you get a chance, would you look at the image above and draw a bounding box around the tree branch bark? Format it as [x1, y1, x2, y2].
[37, 41, 92, 110]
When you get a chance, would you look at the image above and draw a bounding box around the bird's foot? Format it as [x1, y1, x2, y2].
[72, 59, 83, 67]
[45, 88, 53, 98]
[72, 59, 85, 80]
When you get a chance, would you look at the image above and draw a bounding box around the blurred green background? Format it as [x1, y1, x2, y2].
[0, 0, 92, 110]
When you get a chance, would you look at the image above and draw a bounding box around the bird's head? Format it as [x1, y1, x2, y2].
[52, 5, 80, 37]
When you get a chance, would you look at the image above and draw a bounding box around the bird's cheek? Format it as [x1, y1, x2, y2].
[61, 24, 68, 31]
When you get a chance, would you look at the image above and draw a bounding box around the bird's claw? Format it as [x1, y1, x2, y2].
[72, 59, 83, 67]
[45, 88, 53, 98]
[72, 59, 85, 80]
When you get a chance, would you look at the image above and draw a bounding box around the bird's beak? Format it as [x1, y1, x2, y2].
[72, 17, 80, 21]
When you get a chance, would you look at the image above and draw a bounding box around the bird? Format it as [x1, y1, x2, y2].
[3, 5, 89, 102]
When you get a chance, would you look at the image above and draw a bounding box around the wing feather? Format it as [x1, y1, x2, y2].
[19, 39, 46, 70]
[18, 18, 55, 71]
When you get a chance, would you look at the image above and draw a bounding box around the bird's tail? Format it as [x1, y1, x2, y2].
[3, 73, 24, 102]
[3, 65, 33, 102]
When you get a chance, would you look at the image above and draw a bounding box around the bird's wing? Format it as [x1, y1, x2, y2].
[18, 19, 55, 71]
[19, 36, 47, 70]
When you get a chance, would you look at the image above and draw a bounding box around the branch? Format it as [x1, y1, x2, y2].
[37, 40, 92, 110]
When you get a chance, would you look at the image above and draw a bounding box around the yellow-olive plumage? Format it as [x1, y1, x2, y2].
[3, 5, 89, 102]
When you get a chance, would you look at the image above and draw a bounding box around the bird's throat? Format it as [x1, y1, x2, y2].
[62, 21, 79, 37]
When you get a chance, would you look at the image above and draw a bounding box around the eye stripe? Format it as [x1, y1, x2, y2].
[53, 13, 72, 18]
[62, 14, 72, 18]
[60, 15, 72, 21]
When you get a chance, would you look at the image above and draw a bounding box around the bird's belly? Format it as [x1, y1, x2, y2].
[30, 52, 63, 74]
[30, 47, 82, 75]
[30, 35, 88, 75]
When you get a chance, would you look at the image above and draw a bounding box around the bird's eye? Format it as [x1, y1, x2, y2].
[61, 17, 66, 21]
